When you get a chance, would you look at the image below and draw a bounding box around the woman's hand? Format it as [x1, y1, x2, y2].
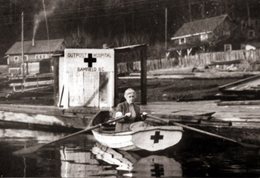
[141, 112, 147, 120]
[125, 112, 131, 117]
[115, 112, 123, 118]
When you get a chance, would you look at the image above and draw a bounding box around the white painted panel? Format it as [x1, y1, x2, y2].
[82, 71, 100, 107]
[59, 49, 115, 108]
[27, 62, 39, 74]
[58, 57, 69, 108]
[99, 72, 114, 108]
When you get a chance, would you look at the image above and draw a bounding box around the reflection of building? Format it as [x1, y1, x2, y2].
[5, 39, 64, 75]
[0, 128, 64, 143]
[92, 143, 138, 171]
[60, 146, 117, 178]
[60, 143, 183, 177]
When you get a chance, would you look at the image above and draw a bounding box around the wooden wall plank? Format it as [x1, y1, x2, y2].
[140, 46, 147, 105]
[82, 71, 100, 107]
[99, 72, 109, 108]
[58, 57, 69, 108]
[59, 49, 115, 108]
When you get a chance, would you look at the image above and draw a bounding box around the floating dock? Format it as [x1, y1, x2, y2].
[1, 46, 260, 145]
[0, 99, 259, 144]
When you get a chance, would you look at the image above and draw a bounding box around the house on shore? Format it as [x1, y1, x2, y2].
[169, 14, 236, 56]
[5, 39, 65, 76]
[241, 42, 260, 50]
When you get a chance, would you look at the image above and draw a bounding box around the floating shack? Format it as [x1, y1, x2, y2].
[0, 44, 148, 131]
[0, 42, 260, 146]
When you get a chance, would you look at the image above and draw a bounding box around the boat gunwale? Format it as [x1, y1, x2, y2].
[94, 125, 184, 136]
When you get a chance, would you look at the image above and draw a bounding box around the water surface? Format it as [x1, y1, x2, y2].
[0, 128, 260, 177]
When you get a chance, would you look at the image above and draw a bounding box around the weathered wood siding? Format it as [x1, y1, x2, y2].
[177, 49, 260, 68]
[59, 49, 115, 109]
[7, 53, 53, 75]
[117, 49, 260, 73]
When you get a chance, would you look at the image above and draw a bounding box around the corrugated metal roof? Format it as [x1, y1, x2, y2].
[5, 39, 64, 55]
[173, 14, 229, 38]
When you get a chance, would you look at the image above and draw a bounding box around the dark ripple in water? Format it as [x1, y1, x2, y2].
[0, 128, 260, 177]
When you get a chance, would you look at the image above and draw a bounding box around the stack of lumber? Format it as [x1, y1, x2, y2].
[141, 100, 260, 129]
[218, 75, 260, 100]
[0, 73, 55, 104]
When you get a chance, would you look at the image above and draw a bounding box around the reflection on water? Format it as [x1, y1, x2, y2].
[91, 143, 182, 177]
[0, 128, 260, 177]
[60, 143, 182, 178]
[0, 128, 66, 144]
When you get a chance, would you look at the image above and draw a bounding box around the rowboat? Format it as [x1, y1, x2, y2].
[90, 111, 183, 151]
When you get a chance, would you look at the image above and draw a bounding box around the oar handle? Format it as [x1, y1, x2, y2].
[147, 114, 170, 124]
[46, 115, 127, 145]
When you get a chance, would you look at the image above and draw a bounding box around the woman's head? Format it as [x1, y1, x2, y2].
[124, 88, 136, 104]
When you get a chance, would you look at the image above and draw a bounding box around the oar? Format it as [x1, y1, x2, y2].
[147, 114, 260, 149]
[13, 114, 127, 155]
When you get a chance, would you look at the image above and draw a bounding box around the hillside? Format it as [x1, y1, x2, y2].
[0, 0, 260, 60]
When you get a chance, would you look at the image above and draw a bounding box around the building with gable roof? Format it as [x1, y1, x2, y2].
[5, 39, 65, 75]
[170, 15, 235, 56]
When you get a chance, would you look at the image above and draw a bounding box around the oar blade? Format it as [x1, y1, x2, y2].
[13, 114, 127, 155]
[13, 144, 45, 155]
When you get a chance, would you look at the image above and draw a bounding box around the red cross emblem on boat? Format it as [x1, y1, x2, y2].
[150, 131, 164, 143]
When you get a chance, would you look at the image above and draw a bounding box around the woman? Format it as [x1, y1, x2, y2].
[115, 88, 146, 132]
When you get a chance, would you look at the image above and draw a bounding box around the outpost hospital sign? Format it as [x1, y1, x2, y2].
[59, 49, 115, 108]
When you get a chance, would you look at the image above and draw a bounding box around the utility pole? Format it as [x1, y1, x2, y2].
[42, 0, 50, 51]
[188, 0, 192, 21]
[201, 1, 205, 18]
[9, 1, 13, 23]
[77, 0, 81, 38]
[165, 7, 168, 55]
[21, 12, 25, 86]
[246, 1, 251, 26]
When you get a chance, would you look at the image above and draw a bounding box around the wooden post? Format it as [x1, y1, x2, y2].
[21, 12, 25, 86]
[246, 1, 251, 26]
[114, 44, 148, 105]
[187, 48, 192, 56]
[140, 45, 147, 105]
[114, 52, 118, 107]
[165, 8, 168, 52]
[53, 57, 59, 106]
[188, 0, 192, 22]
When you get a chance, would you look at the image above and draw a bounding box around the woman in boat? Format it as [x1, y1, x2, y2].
[114, 88, 146, 132]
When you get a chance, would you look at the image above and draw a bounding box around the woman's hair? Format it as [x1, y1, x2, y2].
[124, 88, 136, 97]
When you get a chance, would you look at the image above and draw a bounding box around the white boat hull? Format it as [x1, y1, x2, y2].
[92, 130, 138, 150]
[92, 125, 183, 151]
